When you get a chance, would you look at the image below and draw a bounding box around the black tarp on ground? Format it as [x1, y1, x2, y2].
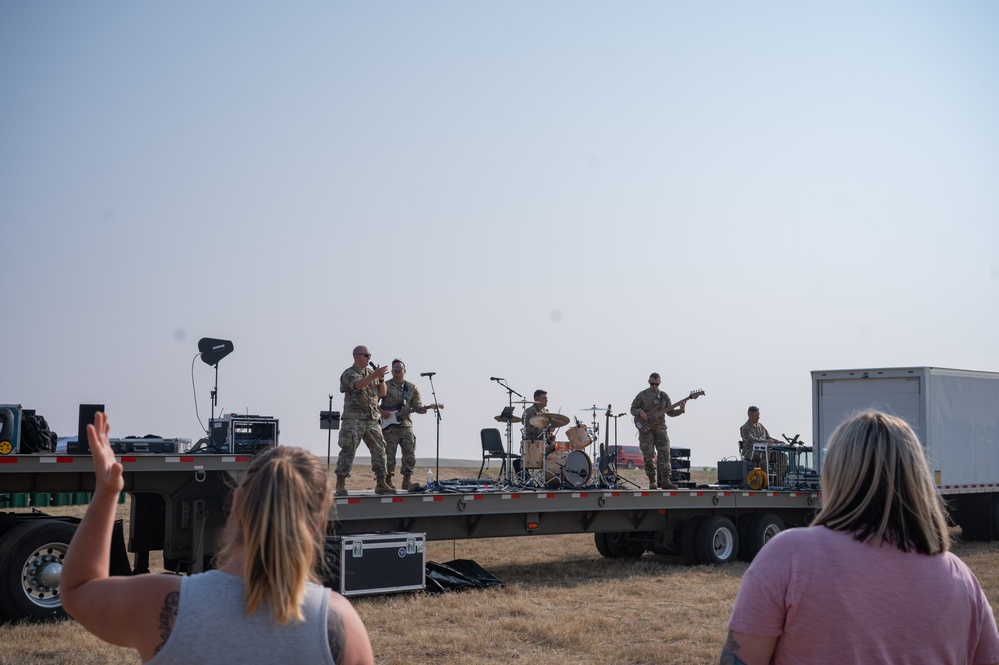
[425, 559, 503, 594]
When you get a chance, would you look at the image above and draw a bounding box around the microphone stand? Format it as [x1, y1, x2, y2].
[425, 374, 442, 489]
[492, 378, 523, 487]
[609, 411, 639, 489]
[327, 394, 334, 470]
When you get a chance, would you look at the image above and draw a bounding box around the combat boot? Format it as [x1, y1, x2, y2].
[401, 473, 412, 491]
[660, 476, 679, 490]
[335, 475, 348, 497]
[375, 475, 397, 495]
[647, 473, 658, 490]
[384, 474, 397, 490]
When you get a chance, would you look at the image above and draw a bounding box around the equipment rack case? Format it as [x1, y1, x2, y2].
[326, 532, 426, 597]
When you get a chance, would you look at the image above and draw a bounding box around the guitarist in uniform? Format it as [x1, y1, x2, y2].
[630, 373, 685, 490]
[379, 359, 427, 491]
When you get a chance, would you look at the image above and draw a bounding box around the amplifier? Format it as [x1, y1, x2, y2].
[718, 459, 751, 485]
[209, 414, 279, 454]
[325, 532, 426, 597]
[111, 437, 188, 454]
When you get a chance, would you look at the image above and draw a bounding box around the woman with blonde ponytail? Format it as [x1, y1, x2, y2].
[62, 412, 373, 664]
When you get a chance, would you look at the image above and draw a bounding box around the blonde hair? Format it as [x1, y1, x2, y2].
[216, 446, 332, 624]
[812, 410, 949, 555]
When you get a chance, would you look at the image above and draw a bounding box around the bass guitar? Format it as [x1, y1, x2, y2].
[380, 403, 444, 429]
[634, 390, 705, 434]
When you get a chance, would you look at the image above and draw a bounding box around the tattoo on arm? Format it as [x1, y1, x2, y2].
[154, 590, 179, 654]
[327, 603, 347, 663]
[719, 630, 749, 665]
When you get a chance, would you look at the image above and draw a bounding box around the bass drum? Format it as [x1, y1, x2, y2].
[544, 450, 591, 488]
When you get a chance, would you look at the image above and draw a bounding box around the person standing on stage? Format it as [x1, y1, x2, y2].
[630, 373, 685, 490]
[335, 345, 394, 496]
[523, 389, 555, 455]
[740, 405, 781, 461]
[378, 359, 427, 491]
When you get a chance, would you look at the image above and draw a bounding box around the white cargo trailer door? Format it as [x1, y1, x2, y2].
[815, 377, 922, 467]
[928, 372, 999, 489]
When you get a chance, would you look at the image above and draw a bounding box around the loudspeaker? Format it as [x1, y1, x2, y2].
[76, 404, 105, 454]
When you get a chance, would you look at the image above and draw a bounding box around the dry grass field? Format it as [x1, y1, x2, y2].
[3, 466, 999, 664]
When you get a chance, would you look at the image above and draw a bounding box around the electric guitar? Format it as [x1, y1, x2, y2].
[634, 390, 705, 434]
[380, 403, 444, 429]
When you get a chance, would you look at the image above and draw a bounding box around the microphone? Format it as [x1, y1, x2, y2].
[421, 372, 436, 377]
[490, 377, 504, 382]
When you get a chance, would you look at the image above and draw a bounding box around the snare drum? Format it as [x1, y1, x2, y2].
[522, 440, 546, 469]
[565, 424, 593, 451]
[544, 450, 592, 488]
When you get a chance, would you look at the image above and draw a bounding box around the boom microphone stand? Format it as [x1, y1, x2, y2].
[423, 372, 442, 489]
[490, 377, 523, 487]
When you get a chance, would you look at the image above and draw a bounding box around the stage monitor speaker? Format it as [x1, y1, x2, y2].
[77, 404, 105, 454]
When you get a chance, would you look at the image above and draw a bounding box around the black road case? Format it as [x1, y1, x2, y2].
[326, 532, 426, 597]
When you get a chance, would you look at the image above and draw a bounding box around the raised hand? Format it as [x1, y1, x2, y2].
[86, 411, 123, 497]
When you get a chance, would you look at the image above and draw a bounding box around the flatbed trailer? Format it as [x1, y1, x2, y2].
[331, 484, 820, 565]
[1, 448, 820, 621]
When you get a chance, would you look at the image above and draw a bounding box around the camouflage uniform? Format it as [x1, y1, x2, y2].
[380, 379, 423, 478]
[740, 421, 773, 460]
[630, 388, 680, 482]
[740, 420, 787, 480]
[523, 404, 554, 455]
[335, 364, 387, 478]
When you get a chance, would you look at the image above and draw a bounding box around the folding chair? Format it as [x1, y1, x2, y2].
[479, 428, 520, 479]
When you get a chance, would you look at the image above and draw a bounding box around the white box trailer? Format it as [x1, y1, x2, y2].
[811, 367, 999, 540]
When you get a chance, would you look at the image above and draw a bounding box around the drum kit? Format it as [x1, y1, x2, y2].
[499, 401, 603, 489]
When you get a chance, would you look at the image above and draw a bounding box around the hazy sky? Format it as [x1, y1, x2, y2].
[3, 2, 997, 469]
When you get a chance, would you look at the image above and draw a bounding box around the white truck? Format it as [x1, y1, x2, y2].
[812, 366, 999, 540]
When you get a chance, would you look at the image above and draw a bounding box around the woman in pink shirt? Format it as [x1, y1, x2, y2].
[722, 410, 999, 665]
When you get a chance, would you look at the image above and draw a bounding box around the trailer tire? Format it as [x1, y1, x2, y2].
[594, 532, 613, 558]
[742, 513, 784, 561]
[680, 516, 706, 565]
[0, 520, 77, 621]
[695, 516, 739, 565]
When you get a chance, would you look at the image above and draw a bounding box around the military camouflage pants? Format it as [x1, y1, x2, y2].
[335, 418, 387, 478]
[383, 426, 417, 477]
[638, 426, 671, 482]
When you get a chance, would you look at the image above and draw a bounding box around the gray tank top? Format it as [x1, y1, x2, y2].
[147, 569, 335, 665]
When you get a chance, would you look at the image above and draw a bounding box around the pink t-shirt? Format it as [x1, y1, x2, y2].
[729, 526, 999, 665]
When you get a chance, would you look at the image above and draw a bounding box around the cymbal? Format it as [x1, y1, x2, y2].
[510, 400, 534, 405]
[529, 413, 571, 429]
[580, 405, 603, 411]
[495, 415, 522, 423]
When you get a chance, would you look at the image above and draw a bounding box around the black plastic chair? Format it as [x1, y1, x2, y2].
[479, 428, 520, 479]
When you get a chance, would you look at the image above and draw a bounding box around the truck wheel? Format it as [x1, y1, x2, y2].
[743, 513, 784, 561]
[680, 516, 706, 565]
[695, 516, 739, 565]
[626, 460, 634, 470]
[0, 520, 77, 621]
[594, 532, 614, 558]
